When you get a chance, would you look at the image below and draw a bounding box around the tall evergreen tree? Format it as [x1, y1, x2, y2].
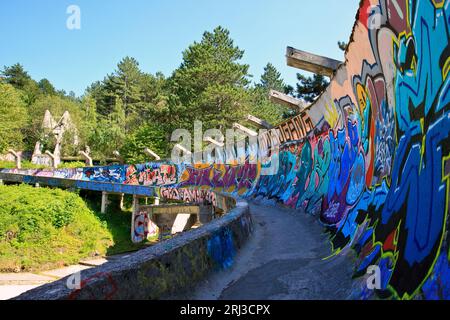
[38, 78, 56, 96]
[257, 63, 285, 93]
[294, 74, 329, 103]
[1, 64, 32, 89]
[98, 57, 143, 117]
[1, 63, 40, 105]
[170, 26, 251, 130]
[0, 83, 28, 153]
[250, 63, 289, 125]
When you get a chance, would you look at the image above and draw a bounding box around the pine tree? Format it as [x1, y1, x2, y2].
[258, 63, 285, 93]
[98, 57, 143, 117]
[38, 79, 57, 96]
[0, 83, 28, 153]
[170, 26, 251, 130]
[295, 74, 329, 103]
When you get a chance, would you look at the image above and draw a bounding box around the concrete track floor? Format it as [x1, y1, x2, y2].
[185, 199, 356, 300]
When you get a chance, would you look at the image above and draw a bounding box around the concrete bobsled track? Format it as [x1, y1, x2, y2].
[1, 0, 450, 300]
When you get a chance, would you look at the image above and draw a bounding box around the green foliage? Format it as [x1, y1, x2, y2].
[98, 57, 143, 118]
[0, 83, 28, 153]
[59, 161, 86, 168]
[170, 26, 251, 130]
[0, 185, 112, 271]
[248, 63, 290, 126]
[294, 74, 329, 103]
[338, 41, 348, 52]
[38, 78, 57, 96]
[121, 123, 168, 163]
[257, 63, 285, 93]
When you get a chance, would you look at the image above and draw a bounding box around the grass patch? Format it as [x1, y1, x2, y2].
[0, 185, 154, 272]
[0, 160, 86, 169]
[0, 184, 112, 272]
[80, 191, 153, 256]
[0, 160, 47, 169]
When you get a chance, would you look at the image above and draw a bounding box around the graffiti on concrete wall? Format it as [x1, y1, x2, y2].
[207, 228, 236, 269]
[158, 187, 216, 206]
[125, 163, 177, 186]
[254, 0, 450, 300]
[132, 209, 158, 243]
[178, 163, 259, 196]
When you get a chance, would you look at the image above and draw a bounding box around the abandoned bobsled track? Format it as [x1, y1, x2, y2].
[1, 0, 450, 300]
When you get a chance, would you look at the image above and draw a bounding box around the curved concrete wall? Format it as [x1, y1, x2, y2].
[15, 198, 252, 300]
[3, 0, 449, 300]
[255, 0, 450, 300]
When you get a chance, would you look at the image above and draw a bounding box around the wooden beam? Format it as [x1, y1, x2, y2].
[286, 46, 342, 77]
[246, 114, 273, 129]
[269, 90, 308, 111]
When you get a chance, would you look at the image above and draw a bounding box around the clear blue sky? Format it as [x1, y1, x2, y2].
[0, 0, 359, 96]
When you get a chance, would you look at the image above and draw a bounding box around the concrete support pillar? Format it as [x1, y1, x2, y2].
[45, 150, 58, 169]
[154, 197, 160, 205]
[101, 191, 109, 214]
[119, 193, 124, 210]
[78, 151, 93, 167]
[35, 183, 40, 188]
[132, 195, 139, 215]
[144, 147, 161, 161]
[0, 179, 3, 185]
[8, 150, 21, 169]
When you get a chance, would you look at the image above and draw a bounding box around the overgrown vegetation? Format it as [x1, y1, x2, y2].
[0, 185, 112, 271]
[0, 160, 85, 169]
[0, 185, 151, 272]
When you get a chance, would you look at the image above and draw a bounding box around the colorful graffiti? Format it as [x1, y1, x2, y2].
[252, 0, 450, 300]
[158, 187, 217, 206]
[125, 163, 177, 186]
[207, 228, 236, 269]
[132, 209, 158, 243]
[1, 0, 449, 300]
[179, 163, 259, 196]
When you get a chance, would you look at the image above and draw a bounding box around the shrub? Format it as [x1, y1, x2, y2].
[0, 184, 113, 271]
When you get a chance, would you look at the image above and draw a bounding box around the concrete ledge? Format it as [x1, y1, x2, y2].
[286, 46, 342, 77]
[13, 197, 253, 300]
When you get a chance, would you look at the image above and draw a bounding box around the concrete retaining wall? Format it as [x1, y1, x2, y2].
[14, 198, 252, 300]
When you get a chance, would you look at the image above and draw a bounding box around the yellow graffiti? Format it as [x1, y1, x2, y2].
[324, 101, 340, 128]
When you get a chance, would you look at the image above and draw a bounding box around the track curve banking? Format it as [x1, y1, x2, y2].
[2, 0, 450, 300]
